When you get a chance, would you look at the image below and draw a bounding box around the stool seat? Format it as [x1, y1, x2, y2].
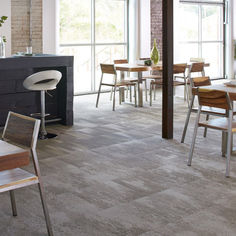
[23, 70, 62, 91]
[23, 70, 62, 139]
[0, 140, 30, 172]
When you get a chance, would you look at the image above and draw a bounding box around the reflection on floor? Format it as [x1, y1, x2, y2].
[1, 92, 236, 235]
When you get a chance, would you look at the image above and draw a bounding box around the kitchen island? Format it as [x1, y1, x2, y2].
[0, 54, 74, 126]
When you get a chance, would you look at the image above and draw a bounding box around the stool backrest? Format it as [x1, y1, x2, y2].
[192, 76, 211, 87]
[197, 89, 231, 110]
[173, 63, 187, 74]
[114, 59, 128, 64]
[100, 64, 116, 75]
[2, 112, 40, 150]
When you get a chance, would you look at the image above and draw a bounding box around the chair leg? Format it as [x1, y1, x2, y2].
[9, 190, 17, 217]
[154, 84, 156, 100]
[181, 96, 195, 143]
[150, 83, 153, 106]
[130, 86, 132, 102]
[96, 74, 103, 108]
[134, 85, 137, 107]
[226, 111, 233, 177]
[119, 89, 122, 105]
[113, 85, 116, 111]
[38, 183, 54, 236]
[145, 80, 148, 102]
[188, 106, 201, 166]
[110, 87, 113, 101]
[203, 114, 209, 138]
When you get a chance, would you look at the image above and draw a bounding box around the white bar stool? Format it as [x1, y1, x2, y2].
[23, 70, 62, 139]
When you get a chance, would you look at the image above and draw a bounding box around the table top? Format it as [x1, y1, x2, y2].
[115, 62, 210, 72]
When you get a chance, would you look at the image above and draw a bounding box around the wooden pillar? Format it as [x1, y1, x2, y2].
[162, 0, 173, 139]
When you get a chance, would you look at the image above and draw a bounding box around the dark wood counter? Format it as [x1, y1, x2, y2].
[0, 55, 74, 126]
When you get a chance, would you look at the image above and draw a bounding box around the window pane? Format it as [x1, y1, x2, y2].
[202, 43, 223, 78]
[95, 0, 126, 43]
[60, 46, 92, 93]
[95, 45, 126, 89]
[176, 4, 199, 42]
[174, 43, 199, 63]
[60, 0, 91, 44]
[202, 5, 223, 41]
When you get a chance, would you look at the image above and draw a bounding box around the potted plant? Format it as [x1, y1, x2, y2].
[0, 16, 8, 58]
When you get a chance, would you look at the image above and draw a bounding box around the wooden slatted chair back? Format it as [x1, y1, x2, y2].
[173, 63, 187, 74]
[114, 59, 128, 64]
[197, 89, 231, 110]
[100, 64, 116, 75]
[2, 112, 40, 150]
[192, 76, 211, 87]
[190, 62, 205, 73]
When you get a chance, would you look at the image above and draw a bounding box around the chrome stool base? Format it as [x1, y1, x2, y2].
[39, 133, 58, 140]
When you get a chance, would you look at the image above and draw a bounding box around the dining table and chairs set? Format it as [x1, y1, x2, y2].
[96, 58, 236, 177]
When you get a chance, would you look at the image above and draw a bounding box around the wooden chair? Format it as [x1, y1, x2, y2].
[0, 112, 53, 236]
[139, 57, 162, 102]
[180, 76, 236, 143]
[186, 62, 206, 106]
[149, 64, 187, 106]
[188, 88, 236, 177]
[96, 64, 137, 111]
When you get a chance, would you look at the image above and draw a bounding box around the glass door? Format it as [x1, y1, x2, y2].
[174, 0, 225, 78]
[59, 0, 128, 94]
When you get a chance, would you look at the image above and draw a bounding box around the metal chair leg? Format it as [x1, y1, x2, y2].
[150, 83, 153, 106]
[145, 80, 148, 102]
[226, 110, 233, 177]
[110, 87, 113, 101]
[96, 75, 103, 108]
[203, 114, 209, 138]
[134, 85, 137, 107]
[9, 190, 17, 216]
[113, 85, 116, 111]
[119, 89, 122, 105]
[181, 96, 195, 143]
[130, 86, 132, 102]
[188, 106, 201, 166]
[38, 183, 54, 236]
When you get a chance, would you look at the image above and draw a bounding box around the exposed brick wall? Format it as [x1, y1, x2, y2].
[151, 0, 162, 60]
[11, 0, 42, 54]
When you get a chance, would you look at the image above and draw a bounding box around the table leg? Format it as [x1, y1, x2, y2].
[138, 72, 143, 107]
[120, 71, 125, 102]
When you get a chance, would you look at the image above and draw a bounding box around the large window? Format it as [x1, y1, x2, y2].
[174, 0, 225, 78]
[60, 0, 128, 94]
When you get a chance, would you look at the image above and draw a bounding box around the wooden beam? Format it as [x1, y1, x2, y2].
[162, 0, 174, 139]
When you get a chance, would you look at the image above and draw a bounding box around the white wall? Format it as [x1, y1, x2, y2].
[0, 0, 11, 57]
[43, 0, 58, 54]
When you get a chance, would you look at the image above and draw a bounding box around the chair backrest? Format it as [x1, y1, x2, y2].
[173, 63, 187, 74]
[192, 76, 211, 87]
[190, 62, 205, 73]
[190, 57, 205, 63]
[197, 88, 231, 110]
[100, 64, 116, 75]
[2, 112, 40, 150]
[114, 59, 128, 64]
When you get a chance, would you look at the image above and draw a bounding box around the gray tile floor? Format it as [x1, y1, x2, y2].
[1, 91, 236, 236]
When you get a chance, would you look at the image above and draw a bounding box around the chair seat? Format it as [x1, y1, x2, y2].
[0, 168, 38, 192]
[102, 81, 136, 87]
[0, 140, 30, 172]
[192, 107, 236, 116]
[199, 117, 236, 132]
[151, 80, 185, 86]
[142, 75, 162, 80]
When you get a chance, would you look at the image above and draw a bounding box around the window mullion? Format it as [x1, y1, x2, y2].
[91, 0, 95, 91]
